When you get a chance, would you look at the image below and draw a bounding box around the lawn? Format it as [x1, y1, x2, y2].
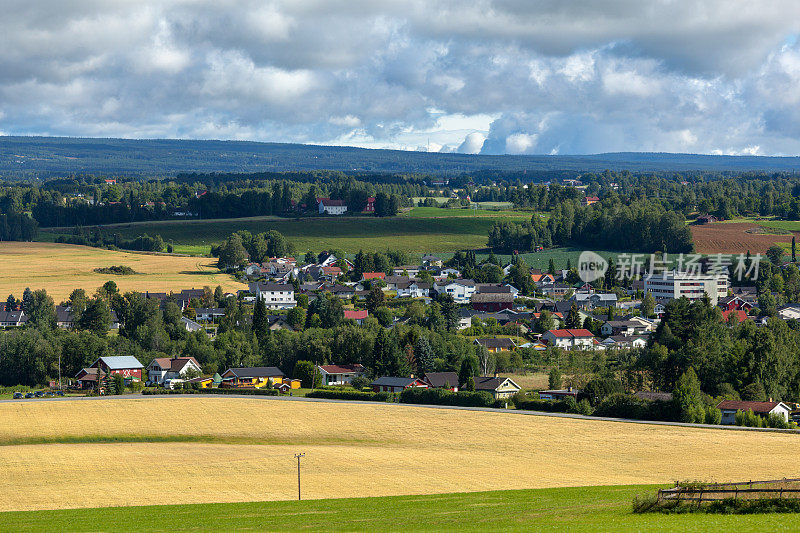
[402, 206, 529, 218]
[1, 397, 799, 512]
[0, 242, 245, 301]
[5, 484, 800, 532]
[41, 214, 523, 255]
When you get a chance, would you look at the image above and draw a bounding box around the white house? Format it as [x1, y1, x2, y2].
[601, 335, 648, 350]
[316, 364, 366, 386]
[433, 279, 476, 304]
[249, 282, 296, 309]
[148, 357, 202, 385]
[717, 400, 791, 425]
[396, 281, 431, 298]
[600, 320, 649, 337]
[181, 317, 204, 332]
[318, 198, 347, 215]
[541, 328, 596, 350]
[195, 308, 226, 322]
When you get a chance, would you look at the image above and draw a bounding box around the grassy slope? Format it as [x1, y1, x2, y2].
[3, 485, 798, 532]
[40, 209, 531, 255]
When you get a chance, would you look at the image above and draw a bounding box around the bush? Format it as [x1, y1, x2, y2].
[93, 265, 137, 275]
[582, 378, 624, 406]
[515, 396, 579, 414]
[399, 387, 497, 408]
[576, 398, 594, 416]
[305, 389, 398, 402]
[141, 387, 279, 396]
[593, 393, 650, 419]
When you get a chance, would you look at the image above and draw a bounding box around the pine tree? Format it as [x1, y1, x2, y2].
[566, 301, 581, 329]
[415, 336, 435, 375]
[548, 258, 556, 274]
[252, 296, 269, 341]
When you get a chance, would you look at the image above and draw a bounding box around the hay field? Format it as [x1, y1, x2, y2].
[1, 397, 799, 512]
[691, 222, 796, 254]
[0, 242, 245, 301]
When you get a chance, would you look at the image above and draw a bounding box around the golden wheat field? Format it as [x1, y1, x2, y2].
[0, 242, 245, 301]
[0, 396, 799, 512]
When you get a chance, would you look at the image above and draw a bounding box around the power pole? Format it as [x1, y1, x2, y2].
[294, 453, 305, 500]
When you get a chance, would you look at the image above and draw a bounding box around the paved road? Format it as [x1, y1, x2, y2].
[2, 392, 796, 433]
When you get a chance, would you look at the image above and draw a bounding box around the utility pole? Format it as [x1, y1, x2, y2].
[294, 453, 305, 500]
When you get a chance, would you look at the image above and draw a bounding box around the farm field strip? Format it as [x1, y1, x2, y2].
[0, 242, 245, 301]
[691, 222, 799, 254]
[6, 485, 800, 532]
[1, 397, 798, 512]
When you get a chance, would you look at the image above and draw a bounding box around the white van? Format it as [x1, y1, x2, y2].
[163, 379, 185, 390]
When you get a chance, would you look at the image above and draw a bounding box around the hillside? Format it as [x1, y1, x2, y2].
[3, 136, 800, 178]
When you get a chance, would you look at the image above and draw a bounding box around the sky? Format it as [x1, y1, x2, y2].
[2, 1, 800, 155]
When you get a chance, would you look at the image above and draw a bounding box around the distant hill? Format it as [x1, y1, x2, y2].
[2, 135, 800, 179]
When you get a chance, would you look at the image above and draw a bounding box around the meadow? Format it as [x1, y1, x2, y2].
[0, 242, 245, 301]
[6, 484, 800, 532]
[1, 396, 799, 513]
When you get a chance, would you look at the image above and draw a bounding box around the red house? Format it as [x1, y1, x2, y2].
[718, 295, 753, 312]
[364, 197, 376, 212]
[90, 356, 144, 382]
[581, 196, 599, 206]
[471, 292, 514, 312]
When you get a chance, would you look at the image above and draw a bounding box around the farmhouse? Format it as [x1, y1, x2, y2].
[249, 282, 296, 309]
[221, 367, 285, 388]
[422, 371, 459, 391]
[717, 400, 791, 425]
[147, 357, 202, 385]
[472, 376, 520, 399]
[317, 198, 348, 215]
[317, 364, 366, 386]
[90, 356, 145, 382]
[371, 376, 428, 393]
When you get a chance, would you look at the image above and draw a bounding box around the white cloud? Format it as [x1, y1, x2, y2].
[505, 133, 537, 154]
[457, 132, 485, 154]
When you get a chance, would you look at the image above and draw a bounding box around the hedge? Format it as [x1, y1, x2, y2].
[142, 387, 279, 396]
[399, 387, 498, 407]
[305, 389, 398, 402]
[514, 397, 578, 414]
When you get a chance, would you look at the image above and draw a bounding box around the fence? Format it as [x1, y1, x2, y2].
[658, 478, 800, 503]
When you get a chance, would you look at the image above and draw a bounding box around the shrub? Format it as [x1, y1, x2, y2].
[399, 387, 496, 408]
[593, 393, 650, 419]
[141, 387, 279, 396]
[305, 389, 398, 402]
[93, 265, 137, 275]
[582, 378, 624, 406]
[576, 398, 594, 416]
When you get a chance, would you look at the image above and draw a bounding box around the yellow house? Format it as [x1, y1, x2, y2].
[472, 376, 521, 400]
[186, 373, 223, 388]
[220, 367, 285, 388]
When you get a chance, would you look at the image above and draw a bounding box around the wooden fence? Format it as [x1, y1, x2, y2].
[658, 478, 800, 503]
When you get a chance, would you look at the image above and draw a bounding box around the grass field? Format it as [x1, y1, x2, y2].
[6, 484, 800, 532]
[1, 396, 800, 513]
[39, 208, 532, 256]
[0, 242, 245, 301]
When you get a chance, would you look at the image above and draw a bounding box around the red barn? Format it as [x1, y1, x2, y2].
[90, 356, 144, 381]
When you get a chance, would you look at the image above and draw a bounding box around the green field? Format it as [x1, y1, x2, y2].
[757, 220, 800, 233]
[40, 209, 531, 255]
[4, 485, 798, 532]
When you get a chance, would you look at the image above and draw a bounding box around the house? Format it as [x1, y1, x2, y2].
[474, 337, 517, 353]
[472, 376, 520, 399]
[384, 275, 411, 291]
[391, 265, 423, 277]
[581, 196, 600, 206]
[147, 357, 202, 385]
[267, 315, 293, 331]
[317, 197, 348, 215]
[328, 284, 356, 299]
[421, 255, 443, 267]
[364, 197, 375, 212]
[778, 304, 800, 321]
[370, 376, 428, 393]
[249, 282, 296, 309]
[600, 320, 647, 337]
[343, 309, 369, 324]
[531, 273, 556, 285]
[0, 310, 28, 328]
[571, 291, 618, 310]
[221, 367, 285, 388]
[361, 272, 386, 282]
[538, 388, 579, 400]
[181, 317, 204, 332]
[55, 306, 75, 329]
[541, 329, 596, 350]
[471, 292, 514, 312]
[396, 281, 431, 298]
[717, 400, 791, 425]
[422, 371, 460, 391]
[187, 373, 222, 388]
[195, 308, 226, 322]
[90, 356, 145, 381]
[317, 364, 366, 386]
[696, 214, 718, 224]
[433, 279, 477, 303]
[539, 283, 573, 298]
[244, 263, 263, 277]
[601, 335, 648, 350]
[75, 367, 99, 389]
[718, 295, 754, 312]
[720, 309, 750, 324]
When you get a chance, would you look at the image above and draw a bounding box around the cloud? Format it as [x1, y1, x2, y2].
[1, 1, 800, 155]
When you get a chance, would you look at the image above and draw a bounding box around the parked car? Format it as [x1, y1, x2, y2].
[34, 391, 44, 398]
[24, 392, 33, 398]
[56, 390, 65, 396]
[12, 392, 23, 399]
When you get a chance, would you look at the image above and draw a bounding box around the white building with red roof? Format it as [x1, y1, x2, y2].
[316, 364, 366, 386]
[317, 197, 348, 215]
[541, 329, 596, 350]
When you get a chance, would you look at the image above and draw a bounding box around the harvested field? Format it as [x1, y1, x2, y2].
[0, 397, 799, 511]
[0, 242, 245, 301]
[691, 222, 797, 254]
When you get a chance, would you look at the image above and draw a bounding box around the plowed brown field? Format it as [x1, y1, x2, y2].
[691, 222, 796, 254]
